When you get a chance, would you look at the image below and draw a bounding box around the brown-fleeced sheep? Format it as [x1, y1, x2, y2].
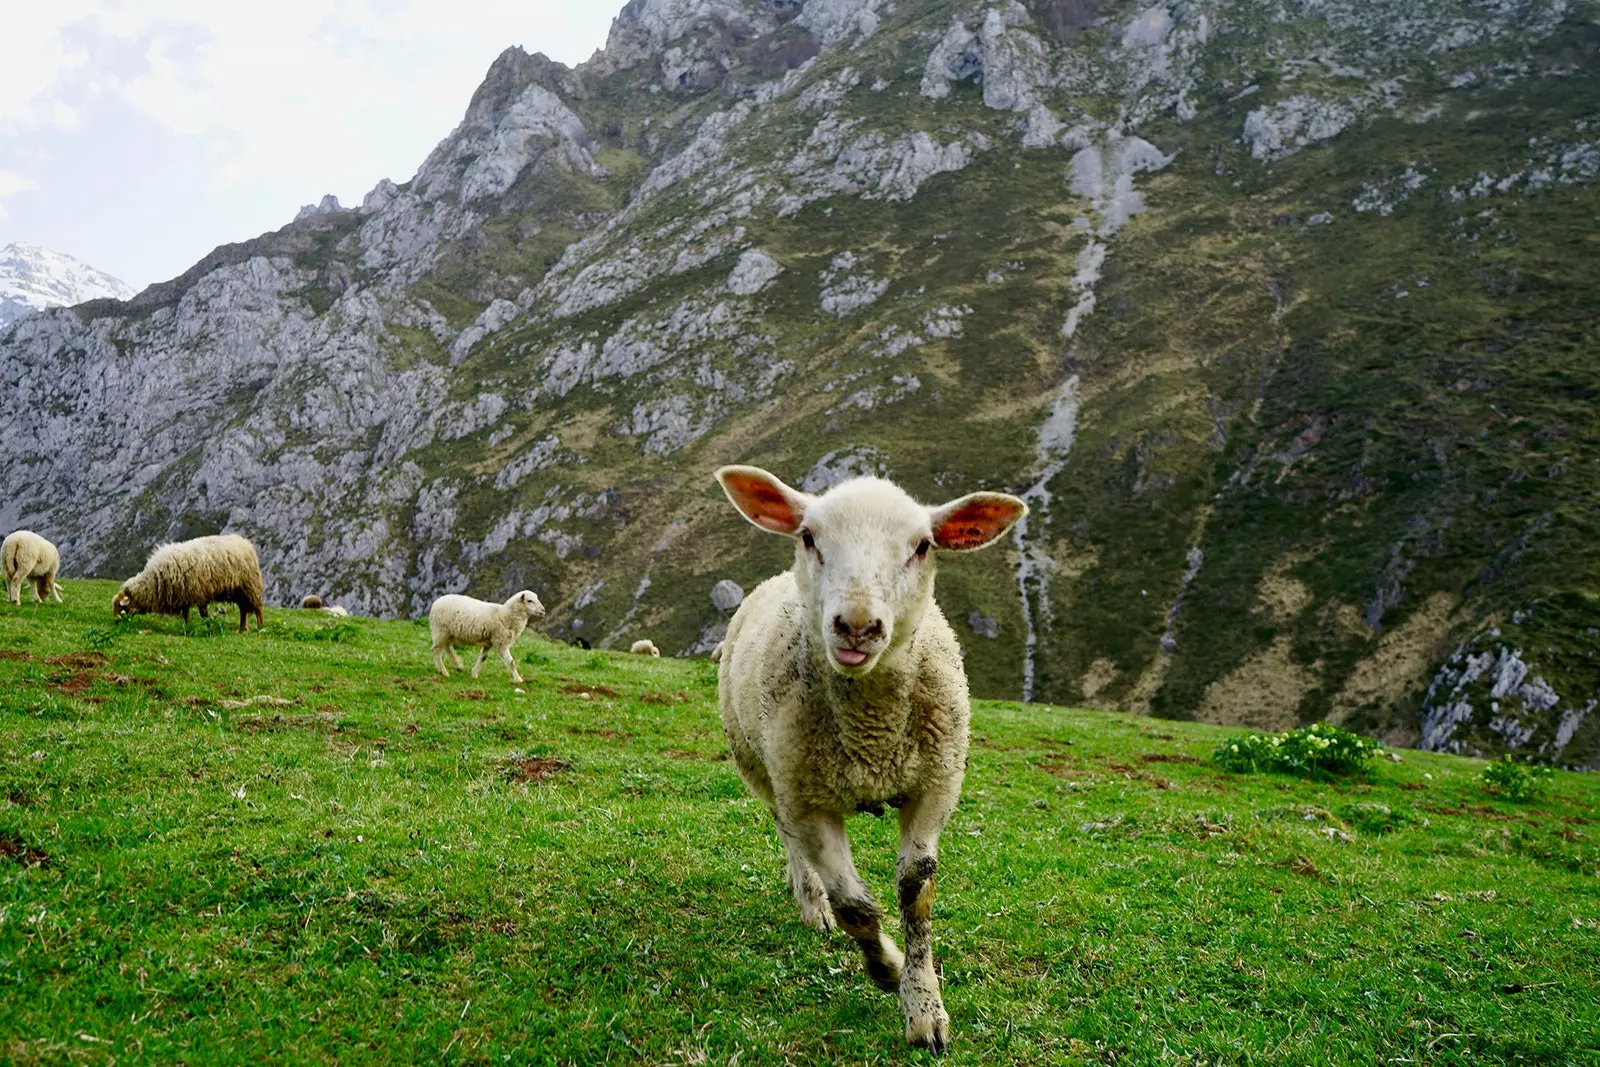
[301, 594, 325, 609]
[113, 534, 266, 633]
[2, 530, 64, 605]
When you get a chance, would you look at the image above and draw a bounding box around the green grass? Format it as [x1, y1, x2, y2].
[2, 582, 1596, 1064]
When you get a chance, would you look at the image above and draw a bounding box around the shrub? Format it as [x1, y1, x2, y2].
[1481, 755, 1554, 801]
[1213, 722, 1383, 777]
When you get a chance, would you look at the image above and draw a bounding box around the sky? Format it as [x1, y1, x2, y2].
[0, 1, 619, 291]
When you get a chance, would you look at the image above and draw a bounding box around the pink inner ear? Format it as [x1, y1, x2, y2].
[933, 497, 1024, 550]
[724, 472, 801, 533]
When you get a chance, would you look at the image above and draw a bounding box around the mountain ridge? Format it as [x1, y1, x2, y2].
[0, 241, 136, 325]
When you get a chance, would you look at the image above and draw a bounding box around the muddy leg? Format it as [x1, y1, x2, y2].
[894, 784, 961, 1053]
[786, 809, 903, 993]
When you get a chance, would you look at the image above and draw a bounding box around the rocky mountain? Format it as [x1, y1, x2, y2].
[1, 0, 1596, 765]
[0, 242, 135, 325]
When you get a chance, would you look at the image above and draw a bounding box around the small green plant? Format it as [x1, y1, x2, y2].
[81, 627, 120, 650]
[584, 652, 609, 671]
[1481, 755, 1554, 801]
[1213, 722, 1383, 777]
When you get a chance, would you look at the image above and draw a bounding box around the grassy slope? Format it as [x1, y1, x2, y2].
[2, 583, 1596, 1065]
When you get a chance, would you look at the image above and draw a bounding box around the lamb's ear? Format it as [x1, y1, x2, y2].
[928, 492, 1028, 551]
[716, 465, 811, 536]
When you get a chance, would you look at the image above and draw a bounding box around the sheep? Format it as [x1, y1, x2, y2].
[630, 639, 661, 656]
[300, 594, 325, 609]
[2, 530, 64, 605]
[429, 590, 545, 683]
[322, 605, 349, 618]
[113, 534, 265, 632]
[714, 464, 1026, 1054]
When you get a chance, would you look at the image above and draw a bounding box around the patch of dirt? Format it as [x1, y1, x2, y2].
[1282, 856, 1322, 880]
[235, 712, 342, 734]
[457, 689, 489, 701]
[8, 789, 32, 806]
[105, 673, 134, 685]
[315, 704, 339, 713]
[563, 683, 621, 698]
[567, 726, 635, 743]
[660, 748, 729, 761]
[505, 756, 569, 784]
[0, 650, 33, 661]
[1141, 753, 1200, 764]
[403, 723, 419, 735]
[1426, 804, 1517, 822]
[1398, 782, 1429, 791]
[0, 831, 49, 867]
[44, 651, 109, 667]
[641, 691, 691, 706]
[57, 671, 96, 695]
[219, 695, 295, 710]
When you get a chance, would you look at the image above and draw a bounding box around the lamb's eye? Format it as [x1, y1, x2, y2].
[801, 530, 816, 551]
[915, 539, 931, 559]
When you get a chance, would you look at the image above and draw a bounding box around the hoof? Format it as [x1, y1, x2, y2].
[801, 900, 835, 933]
[906, 1011, 951, 1054]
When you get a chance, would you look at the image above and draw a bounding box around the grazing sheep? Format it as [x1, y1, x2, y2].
[322, 605, 349, 618]
[630, 639, 661, 656]
[300, 594, 325, 609]
[429, 591, 545, 683]
[2, 530, 64, 605]
[113, 534, 265, 632]
[714, 465, 1026, 1053]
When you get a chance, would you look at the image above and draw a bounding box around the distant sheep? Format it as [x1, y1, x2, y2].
[322, 605, 349, 618]
[2, 531, 64, 605]
[113, 534, 265, 632]
[630, 639, 661, 656]
[714, 464, 1025, 1053]
[429, 591, 545, 684]
[300, 594, 324, 609]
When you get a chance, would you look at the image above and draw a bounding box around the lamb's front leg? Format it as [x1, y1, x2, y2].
[786, 809, 904, 993]
[896, 783, 961, 1054]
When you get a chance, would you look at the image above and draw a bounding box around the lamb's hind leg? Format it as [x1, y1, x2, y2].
[894, 783, 962, 1054]
[786, 809, 903, 993]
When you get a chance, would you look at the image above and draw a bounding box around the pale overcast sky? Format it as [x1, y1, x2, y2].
[0, 1, 618, 291]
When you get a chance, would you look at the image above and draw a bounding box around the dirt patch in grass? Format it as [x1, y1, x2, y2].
[1280, 855, 1323, 880]
[43, 651, 109, 668]
[661, 748, 729, 761]
[1427, 804, 1517, 822]
[0, 831, 49, 867]
[235, 712, 343, 734]
[641, 691, 691, 706]
[457, 689, 489, 701]
[563, 683, 621, 698]
[505, 756, 569, 784]
[567, 726, 636, 743]
[1141, 753, 1200, 764]
[57, 671, 96, 695]
[0, 650, 33, 661]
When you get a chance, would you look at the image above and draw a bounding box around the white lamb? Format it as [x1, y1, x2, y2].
[3, 530, 64, 605]
[428, 590, 545, 684]
[714, 464, 1026, 1054]
[629, 639, 661, 656]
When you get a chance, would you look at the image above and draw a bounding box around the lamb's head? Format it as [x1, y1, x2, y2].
[111, 583, 143, 618]
[716, 465, 1026, 676]
[508, 590, 546, 618]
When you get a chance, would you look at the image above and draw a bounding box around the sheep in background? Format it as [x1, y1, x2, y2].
[2, 531, 64, 605]
[429, 591, 545, 683]
[714, 465, 1026, 1054]
[322, 605, 350, 618]
[113, 534, 265, 632]
[300, 594, 324, 609]
[630, 639, 661, 656]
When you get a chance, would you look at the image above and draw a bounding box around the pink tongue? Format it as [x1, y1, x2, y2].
[834, 648, 869, 667]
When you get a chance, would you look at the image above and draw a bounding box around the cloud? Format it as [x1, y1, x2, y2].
[0, 171, 41, 219]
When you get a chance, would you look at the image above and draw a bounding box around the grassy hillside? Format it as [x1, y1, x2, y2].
[2, 583, 1596, 1064]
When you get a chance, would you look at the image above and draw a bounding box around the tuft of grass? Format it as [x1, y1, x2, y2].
[1482, 754, 1556, 801]
[1212, 722, 1384, 777]
[0, 580, 1596, 1064]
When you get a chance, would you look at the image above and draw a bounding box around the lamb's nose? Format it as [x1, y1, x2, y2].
[832, 614, 886, 644]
